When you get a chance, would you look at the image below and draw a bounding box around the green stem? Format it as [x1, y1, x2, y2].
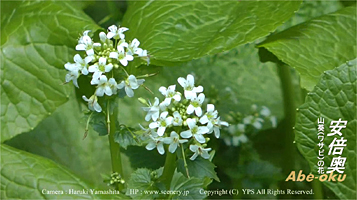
[107, 103, 123, 190]
[312, 180, 323, 199]
[181, 145, 190, 178]
[277, 63, 297, 197]
[161, 148, 177, 189]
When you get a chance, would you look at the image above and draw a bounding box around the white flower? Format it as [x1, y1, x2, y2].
[138, 49, 150, 65]
[159, 85, 181, 106]
[138, 49, 147, 57]
[77, 30, 90, 43]
[172, 111, 183, 126]
[142, 97, 160, 121]
[180, 118, 209, 143]
[251, 104, 258, 112]
[88, 57, 113, 84]
[177, 74, 203, 99]
[99, 32, 113, 47]
[260, 106, 271, 117]
[118, 39, 129, 52]
[243, 115, 264, 129]
[73, 54, 90, 75]
[146, 136, 165, 155]
[109, 47, 133, 66]
[199, 104, 218, 126]
[187, 93, 205, 117]
[237, 123, 245, 132]
[82, 95, 102, 112]
[95, 75, 117, 97]
[117, 75, 145, 97]
[233, 134, 248, 146]
[164, 131, 188, 153]
[224, 134, 248, 146]
[149, 111, 173, 136]
[210, 117, 229, 138]
[76, 33, 95, 56]
[127, 38, 143, 56]
[107, 25, 129, 40]
[64, 63, 79, 88]
[270, 116, 277, 128]
[189, 145, 211, 160]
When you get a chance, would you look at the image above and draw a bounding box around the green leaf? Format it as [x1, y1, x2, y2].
[276, 0, 343, 32]
[114, 126, 141, 150]
[1, 1, 100, 142]
[295, 60, 356, 199]
[125, 168, 164, 199]
[0, 144, 126, 199]
[123, 146, 165, 170]
[169, 171, 206, 200]
[258, 6, 356, 90]
[90, 112, 108, 136]
[5, 96, 112, 188]
[122, 0, 301, 65]
[177, 157, 219, 182]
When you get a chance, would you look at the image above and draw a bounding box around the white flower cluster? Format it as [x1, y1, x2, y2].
[64, 25, 149, 112]
[224, 104, 277, 146]
[142, 74, 228, 160]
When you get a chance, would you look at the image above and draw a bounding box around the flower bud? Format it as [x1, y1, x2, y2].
[138, 97, 149, 106]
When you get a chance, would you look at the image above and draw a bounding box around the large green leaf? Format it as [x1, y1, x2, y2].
[0, 144, 126, 199]
[122, 0, 301, 65]
[125, 168, 163, 199]
[295, 60, 356, 199]
[0, 1, 100, 142]
[277, 0, 342, 32]
[259, 6, 356, 90]
[177, 157, 219, 182]
[169, 171, 206, 200]
[5, 96, 112, 188]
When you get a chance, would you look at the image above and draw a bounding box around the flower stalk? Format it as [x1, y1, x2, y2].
[160, 147, 177, 189]
[107, 104, 124, 190]
[277, 63, 296, 198]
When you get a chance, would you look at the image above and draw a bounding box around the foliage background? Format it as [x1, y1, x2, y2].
[1, 0, 356, 199]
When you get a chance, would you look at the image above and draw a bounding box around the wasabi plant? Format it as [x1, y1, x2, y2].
[223, 104, 277, 146]
[63, 26, 229, 194]
[141, 74, 228, 160]
[3, 2, 354, 200]
[64, 25, 149, 112]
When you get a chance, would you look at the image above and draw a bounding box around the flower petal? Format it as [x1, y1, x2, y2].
[157, 143, 165, 155]
[197, 126, 209, 134]
[199, 115, 209, 124]
[109, 52, 119, 59]
[180, 130, 192, 138]
[194, 134, 206, 143]
[157, 127, 166, 136]
[187, 104, 195, 114]
[187, 74, 194, 86]
[117, 81, 125, 89]
[105, 64, 113, 72]
[125, 86, 134, 97]
[169, 143, 178, 153]
[195, 107, 202, 117]
[149, 122, 158, 129]
[186, 118, 196, 130]
[177, 77, 186, 88]
[76, 44, 86, 51]
[107, 32, 115, 39]
[119, 58, 128, 66]
[146, 142, 156, 150]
